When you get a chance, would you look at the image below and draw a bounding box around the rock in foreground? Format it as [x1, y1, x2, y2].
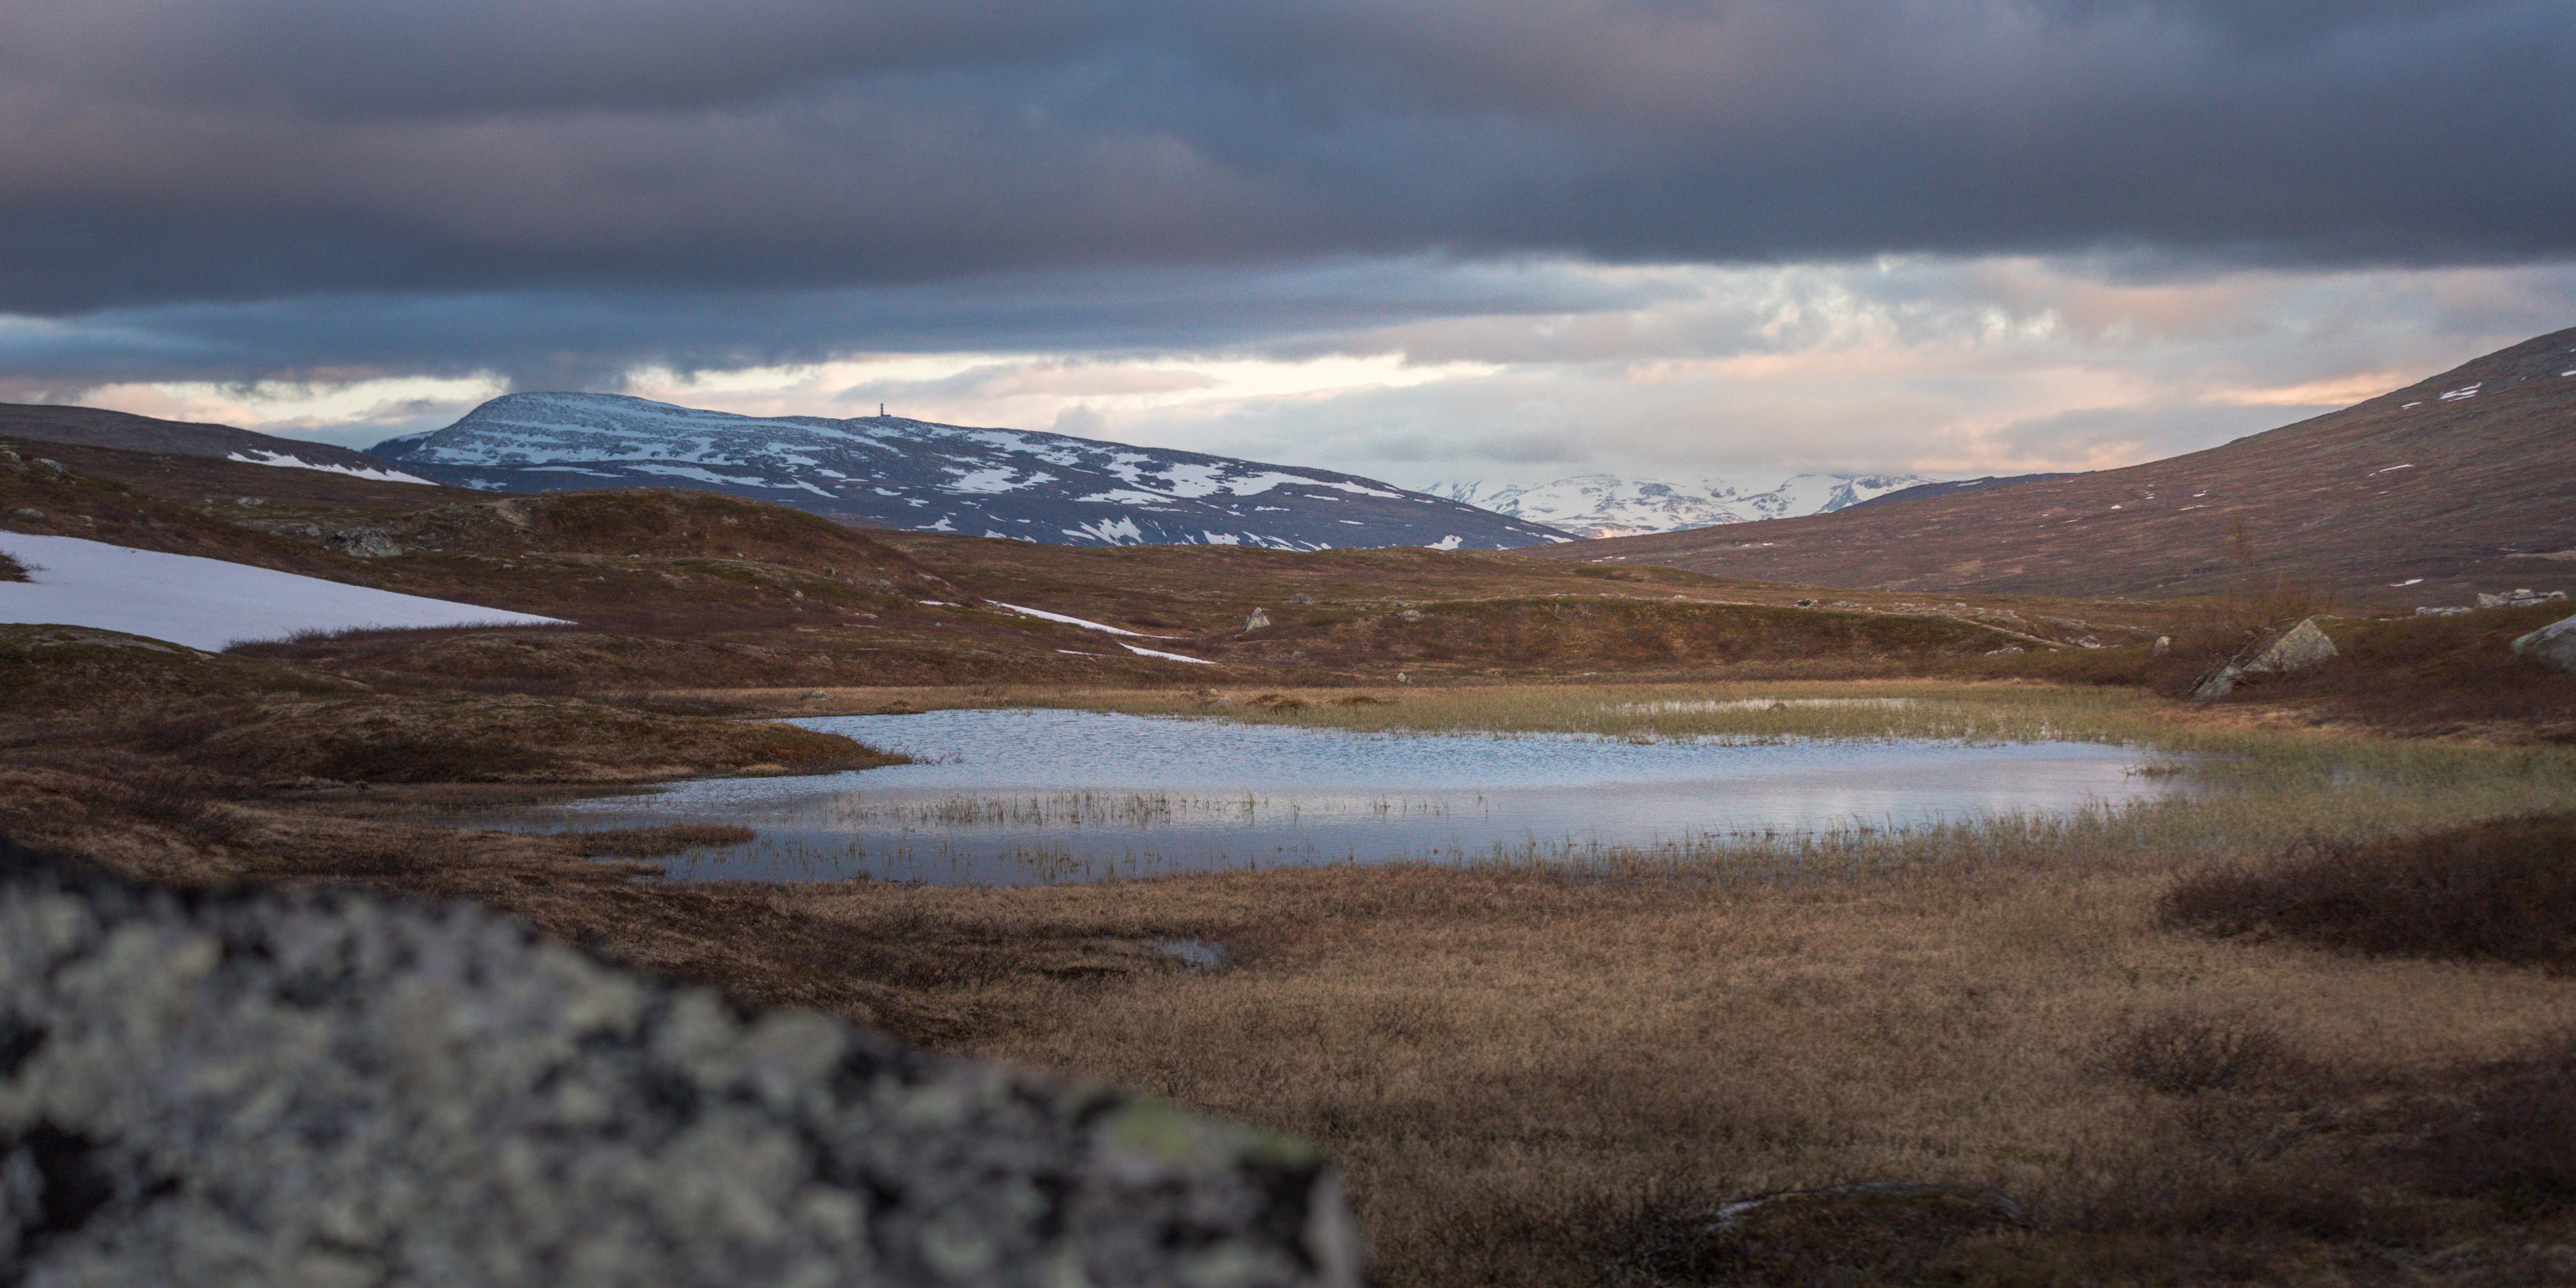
[0, 854, 1362, 1287]
[2512, 613, 2576, 673]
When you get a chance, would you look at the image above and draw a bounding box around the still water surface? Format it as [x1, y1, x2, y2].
[447, 709, 2191, 884]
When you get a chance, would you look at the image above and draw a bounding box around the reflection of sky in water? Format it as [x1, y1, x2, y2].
[441, 710, 2193, 886]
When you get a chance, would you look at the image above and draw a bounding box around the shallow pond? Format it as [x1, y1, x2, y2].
[438, 709, 2197, 885]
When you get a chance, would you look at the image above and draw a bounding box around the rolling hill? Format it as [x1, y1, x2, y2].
[0, 402, 431, 484]
[372, 392, 1569, 551]
[1527, 328, 2576, 608]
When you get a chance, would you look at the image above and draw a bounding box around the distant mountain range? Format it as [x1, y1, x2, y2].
[1428, 472, 1938, 538]
[369, 393, 1571, 551]
[1527, 327, 2576, 606]
[1845, 473, 2081, 509]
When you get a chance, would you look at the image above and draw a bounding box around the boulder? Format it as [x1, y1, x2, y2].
[2191, 618, 2338, 701]
[2513, 613, 2576, 673]
[325, 526, 403, 558]
[2242, 618, 2339, 675]
[0, 853, 1362, 1287]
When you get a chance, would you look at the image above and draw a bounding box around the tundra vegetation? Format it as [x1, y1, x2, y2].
[5, 433, 2574, 1285]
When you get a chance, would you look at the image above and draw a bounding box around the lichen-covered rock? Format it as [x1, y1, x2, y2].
[2243, 618, 2338, 675]
[2191, 618, 2339, 701]
[2513, 613, 2576, 673]
[325, 527, 403, 558]
[0, 855, 1362, 1287]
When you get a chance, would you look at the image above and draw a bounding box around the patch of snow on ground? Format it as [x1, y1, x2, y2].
[226, 451, 435, 485]
[1121, 643, 1214, 665]
[990, 602, 1180, 639]
[944, 466, 1044, 494]
[0, 533, 564, 650]
[1062, 517, 1144, 544]
[630, 463, 778, 487]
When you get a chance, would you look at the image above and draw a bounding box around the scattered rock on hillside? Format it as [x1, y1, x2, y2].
[2513, 614, 2576, 673]
[325, 526, 402, 558]
[0, 854, 1363, 1287]
[2479, 588, 2568, 609]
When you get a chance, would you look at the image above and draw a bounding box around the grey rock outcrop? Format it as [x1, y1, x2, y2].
[325, 526, 403, 558]
[0, 855, 1362, 1287]
[2191, 618, 2339, 701]
[2513, 613, 2576, 673]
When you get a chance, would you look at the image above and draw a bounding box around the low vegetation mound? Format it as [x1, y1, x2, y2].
[2163, 813, 2576, 966]
[149, 694, 900, 784]
[1222, 597, 2013, 675]
[380, 489, 925, 577]
[1977, 601, 2576, 739]
[0, 624, 365, 711]
[0, 550, 25, 582]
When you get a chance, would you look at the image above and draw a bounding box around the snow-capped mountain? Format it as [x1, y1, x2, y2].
[369, 394, 1571, 551]
[1428, 472, 1939, 539]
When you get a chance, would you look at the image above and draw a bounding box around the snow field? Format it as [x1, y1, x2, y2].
[0, 532, 566, 650]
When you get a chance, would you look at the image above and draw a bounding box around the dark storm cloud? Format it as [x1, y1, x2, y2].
[1, 0, 2569, 379]
[0, 258, 1680, 391]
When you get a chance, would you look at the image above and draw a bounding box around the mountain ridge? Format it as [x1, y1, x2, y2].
[1429, 471, 1938, 538]
[1525, 328, 2576, 607]
[371, 393, 1571, 552]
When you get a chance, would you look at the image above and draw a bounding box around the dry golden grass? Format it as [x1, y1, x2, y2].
[760, 850, 2576, 1285]
[15, 674, 2576, 1284]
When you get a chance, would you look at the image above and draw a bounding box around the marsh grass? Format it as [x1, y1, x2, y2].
[23, 676, 2576, 1285]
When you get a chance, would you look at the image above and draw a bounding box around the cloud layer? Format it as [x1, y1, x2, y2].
[6, 0, 2571, 316]
[2, 0, 2569, 483]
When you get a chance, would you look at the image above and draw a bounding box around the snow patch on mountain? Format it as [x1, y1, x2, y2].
[372, 393, 1567, 552]
[1428, 472, 1940, 538]
[225, 449, 434, 485]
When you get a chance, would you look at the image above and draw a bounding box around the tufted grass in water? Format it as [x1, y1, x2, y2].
[893, 681, 2576, 880]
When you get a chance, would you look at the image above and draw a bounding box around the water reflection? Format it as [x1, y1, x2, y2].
[438, 709, 2192, 885]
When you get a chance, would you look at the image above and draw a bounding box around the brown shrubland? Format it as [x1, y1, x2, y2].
[12, 688, 2576, 1285]
[2165, 813, 2576, 966]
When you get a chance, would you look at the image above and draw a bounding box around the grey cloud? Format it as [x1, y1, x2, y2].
[0, 256, 1680, 389]
[1988, 402, 2292, 463]
[0, 0, 2569, 382]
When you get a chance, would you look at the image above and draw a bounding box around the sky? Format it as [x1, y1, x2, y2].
[2, 0, 2571, 490]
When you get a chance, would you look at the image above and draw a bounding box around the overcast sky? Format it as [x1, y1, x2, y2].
[3, 0, 2571, 488]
